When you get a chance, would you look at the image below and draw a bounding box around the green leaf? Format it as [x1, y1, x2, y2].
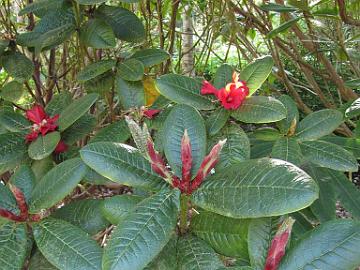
[90, 120, 130, 143]
[83, 168, 113, 185]
[58, 93, 98, 131]
[29, 158, 88, 213]
[29, 250, 58, 270]
[163, 104, 207, 178]
[156, 74, 215, 110]
[192, 158, 318, 218]
[0, 81, 25, 102]
[52, 199, 109, 235]
[239, 56, 274, 95]
[1, 51, 34, 82]
[248, 217, 281, 270]
[267, 17, 302, 39]
[231, 96, 286, 123]
[191, 210, 249, 259]
[84, 71, 114, 96]
[300, 140, 358, 172]
[144, 237, 177, 270]
[9, 165, 35, 203]
[95, 5, 145, 42]
[322, 135, 360, 158]
[116, 77, 145, 109]
[295, 109, 343, 141]
[250, 128, 281, 141]
[18, 0, 65, 16]
[0, 132, 27, 174]
[75, 0, 105, 4]
[0, 39, 9, 55]
[271, 137, 303, 166]
[209, 124, 250, 169]
[31, 157, 53, 183]
[345, 97, 360, 118]
[250, 140, 274, 159]
[102, 188, 179, 270]
[0, 110, 30, 132]
[277, 95, 299, 134]
[0, 222, 31, 270]
[80, 142, 165, 191]
[278, 220, 360, 270]
[33, 218, 102, 270]
[259, 3, 299, 12]
[101, 195, 143, 224]
[130, 49, 169, 67]
[205, 108, 230, 136]
[28, 132, 61, 160]
[117, 58, 144, 81]
[80, 18, 116, 49]
[77, 60, 116, 83]
[62, 114, 96, 144]
[45, 91, 72, 117]
[177, 235, 224, 270]
[213, 64, 234, 89]
[0, 184, 19, 216]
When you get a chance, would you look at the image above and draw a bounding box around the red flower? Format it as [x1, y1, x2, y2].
[201, 72, 249, 110]
[25, 105, 59, 143]
[54, 140, 68, 154]
[143, 109, 161, 119]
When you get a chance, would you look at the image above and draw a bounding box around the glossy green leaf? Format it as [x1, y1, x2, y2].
[300, 140, 358, 172]
[28, 132, 61, 160]
[18, 0, 65, 16]
[163, 104, 207, 177]
[77, 60, 116, 83]
[95, 5, 145, 42]
[52, 199, 109, 235]
[213, 64, 234, 89]
[33, 218, 102, 270]
[192, 158, 318, 218]
[75, 0, 105, 4]
[1, 51, 34, 82]
[277, 95, 299, 134]
[345, 98, 360, 118]
[117, 58, 144, 81]
[209, 124, 250, 169]
[83, 168, 113, 185]
[102, 188, 179, 270]
[58, 93, 98, 131]
[62, 114, 96, 144]
[0, 184, 19, 216]
[84, 71, 114, 96]
[0, 81, 24, 102]
[0, 110, 30, 132]
[191, 210, 249, 258]
[80, 18, 115, 49]
[156, 74, 214, 110]
[267, 17, 302, 39]
[45, 91, 72, 117]
[9, 165, 35, 203]
[271, 137, 303, 166]
[239, 56, 274, 95]
[0, 222, 31, 270]
[144, 237, 177, 270]
[248, 217, 281, 270]
[30, 158, 88, 213]
[278, 220, 360, 270]
[231, 96, 286, 123]
[295, 109, 343, 141]
[31, 157, 54, 183]
[0, 132, 27, 174]
[80, 142, 165, 191]
[322, 135, 360, 158]
[205, 108, 230, 136]
[177, 235, 223, 270]
[250, 128, 281, 142]
[259, 3, 299, 12]
[101, 195, 143, 224]
[90, 120, 130, 143]
[116, 77, 145, 109]
[250, 140, 274, 159]
[28, 250, 58, 270]
[130, 49, 169, 67]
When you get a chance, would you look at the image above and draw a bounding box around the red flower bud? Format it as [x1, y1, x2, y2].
[54, 140, 68, 154]
[264, 217, 295, 270]
[143, 109, 161, 119]
[147, 138, 173, 182]
[181, 130, 192, 191]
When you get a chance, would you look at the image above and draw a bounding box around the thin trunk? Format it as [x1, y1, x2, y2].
[181, 6, 195, 76]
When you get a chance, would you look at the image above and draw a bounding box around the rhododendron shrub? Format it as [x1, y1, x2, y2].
[0, 10, 360, 268]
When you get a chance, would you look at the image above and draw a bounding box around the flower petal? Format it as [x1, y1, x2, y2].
[201, 81, 219, 96]
[26, 105, 46, 124]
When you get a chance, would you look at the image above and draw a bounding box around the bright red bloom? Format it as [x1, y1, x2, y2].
[25, 105, 59, 143]
[54, 140, 68, 154]
[201, 72, 249, 110]
[265, 217, 295, 270]
[143, 109, 161, 119]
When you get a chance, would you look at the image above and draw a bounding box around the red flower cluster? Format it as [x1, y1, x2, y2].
[147, 130, 226, 194]
[201, 72, 249, 110]
[142, 109, 161, 119]
[25, 105, 67, 154]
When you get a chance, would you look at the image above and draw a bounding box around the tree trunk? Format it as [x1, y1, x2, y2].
[182, 6, 195, 76]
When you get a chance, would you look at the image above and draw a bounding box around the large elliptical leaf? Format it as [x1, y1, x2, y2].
[116, 77, 145, 109]
[80, 18, 116, 49]
[80, 142, 165, 191]
[62, 114, 96, 144]
[89, 120, 130, 143]
[295, 109, 343, 141]
[28, 132, 61, 160]
[177, 235, 224, 270]
[77, 60, 116, 83]
[1, 51, 34, 82]
[102, 188, 179, 270]
[45, 91, 72, 116]
[130, 48, 169, 67]
[9, 165, 35, 203]
[33, 218, 102, 270]
[231, 96, 286, 124]
[239, 56, 274, 95]
[117, 58, 144, 81]
[28, 250, 58, 270]
[278, 220, 360, 270]
[277, 95, 299, 134]
[0, 81, 25, 102]
[191, 210, 249, 259]
[192, 158, 318, 218]
[0, 132, 27, 174]
[267, 17, 302, 39]
[205, 108, 230, 136]
[144, 237, 178, 270]
[29, 158, 88, 213]
[156, 74, 214, 110]
[213, 64, 234, 89]
[162, 104, 207, 178]
[0, 110, 30, 132]
[271, 137, 302, 166]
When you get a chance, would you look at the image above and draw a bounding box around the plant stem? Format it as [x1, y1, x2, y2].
[179, 194, 189, 234]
